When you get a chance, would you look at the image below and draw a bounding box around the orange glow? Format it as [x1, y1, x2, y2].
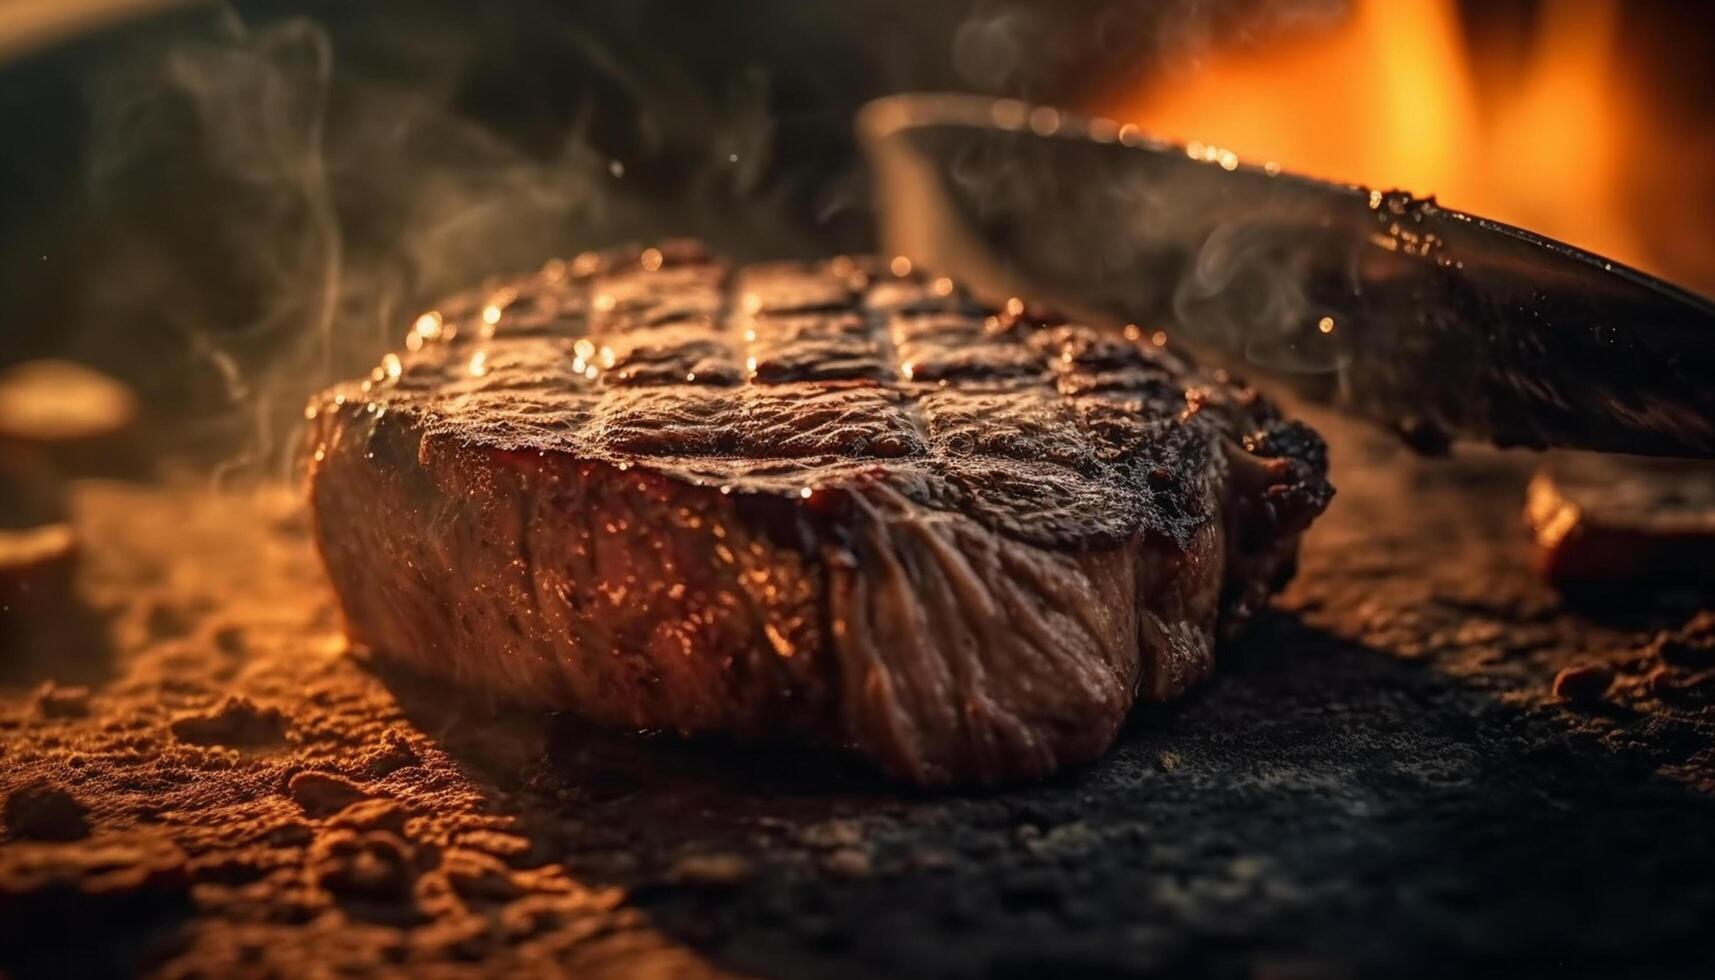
[1094, 0, 1713, 296]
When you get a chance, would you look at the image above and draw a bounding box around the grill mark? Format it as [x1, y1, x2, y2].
[735, 264, 883, 386]
[868, 273, 932, 459]
[586, 258, 737, 387]
[731, 273, 760, 387]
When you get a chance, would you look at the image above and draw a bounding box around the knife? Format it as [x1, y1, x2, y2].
[858, 93, 1715, 458]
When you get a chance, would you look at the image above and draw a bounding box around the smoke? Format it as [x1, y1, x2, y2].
[77, 5, 810, 476]
[1170, 212, 1347, 374]
[948, 0, 1349, 98]
[924, 1, 1357, 379]
[1149, 0, 1347, 65]
[951, 8, 1037, 92]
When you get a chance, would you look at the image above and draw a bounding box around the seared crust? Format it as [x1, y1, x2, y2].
[306, 243, 1333, 784]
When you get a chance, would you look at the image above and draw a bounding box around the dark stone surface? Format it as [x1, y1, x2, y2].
[382, 408, 1715, 979]
[4, 409, 1714, 978]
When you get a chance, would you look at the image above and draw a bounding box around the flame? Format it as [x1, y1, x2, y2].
[1095, 0, 1713, 296]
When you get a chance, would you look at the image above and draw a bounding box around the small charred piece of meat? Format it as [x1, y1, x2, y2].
[0, 524, 77, 616]
[0, 360, 137, 475]
[0, 522, 81, 676]
[1527, 454, 1715, 588]
[0, 448, 76, 636]
[306, 244, 1333, 785]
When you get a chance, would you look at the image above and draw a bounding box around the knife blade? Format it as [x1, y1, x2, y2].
[858, 93, 1715, 457]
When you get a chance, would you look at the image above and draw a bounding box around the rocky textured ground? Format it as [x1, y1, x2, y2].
[2, 407, 1714, 979]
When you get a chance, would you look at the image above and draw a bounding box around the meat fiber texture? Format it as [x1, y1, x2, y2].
[305, 242, 1333, 785]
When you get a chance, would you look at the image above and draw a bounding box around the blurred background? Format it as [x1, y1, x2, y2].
[0, 0, 1711, 466]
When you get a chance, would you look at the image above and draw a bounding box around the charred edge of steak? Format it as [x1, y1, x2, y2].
[305, 243, 1334, 785]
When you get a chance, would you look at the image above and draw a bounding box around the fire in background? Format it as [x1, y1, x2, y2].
[1091, 0, 1715, 298]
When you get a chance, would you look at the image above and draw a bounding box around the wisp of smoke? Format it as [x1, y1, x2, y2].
[89, 11, 340, 475]
[934, 0, 1355, 377]
[80, 5, 802, 479]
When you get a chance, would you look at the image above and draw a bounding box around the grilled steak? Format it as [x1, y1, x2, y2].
[306, 242, 1333, 785]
